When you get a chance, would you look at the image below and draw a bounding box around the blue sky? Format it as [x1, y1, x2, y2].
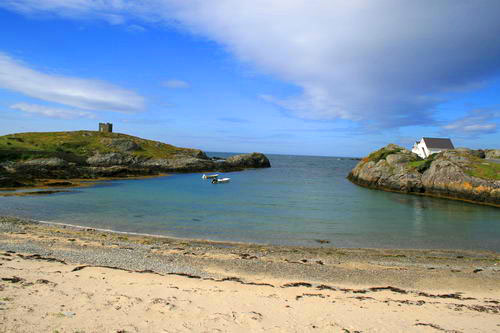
[0, 1, 499, 157]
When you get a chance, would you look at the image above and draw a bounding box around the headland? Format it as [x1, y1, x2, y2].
[0, 131, 270, 192]
[348, 144, 500, 207]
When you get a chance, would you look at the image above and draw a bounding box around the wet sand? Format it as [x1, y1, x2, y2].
[1, 217, 499, 332]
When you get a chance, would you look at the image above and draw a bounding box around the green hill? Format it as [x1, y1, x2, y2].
[0, 131, 270, 190]
[0, 131, 204, 162]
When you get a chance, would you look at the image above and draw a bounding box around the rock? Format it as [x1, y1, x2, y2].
[108, 139, 141, 152]
[86, 153, 141, 167]
[189, 150, 209, 159]
[62, 311, 76, 317]
[22, 158, 68, 167]
[1, 276, 24, 283]
[225, 153, 271, 169]
[455, 148, 485, 159]
[485, 149, 500, 159]
[348, 145, 500, 206]
[0, 177, 25, 188]
[46, 181, 73, 187]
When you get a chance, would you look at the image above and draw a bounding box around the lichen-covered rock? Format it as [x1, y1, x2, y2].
[348, 144, 500, 206]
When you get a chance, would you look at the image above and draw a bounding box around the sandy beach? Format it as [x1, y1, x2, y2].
[1, 216, 499, 332]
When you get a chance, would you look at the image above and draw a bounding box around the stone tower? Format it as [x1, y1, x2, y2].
[99, 123, 113, 133]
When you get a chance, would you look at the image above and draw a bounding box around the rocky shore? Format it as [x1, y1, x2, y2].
[0, 216, 499, 332]
[0, 131, 271, 189]
[348, 144, 500, 207]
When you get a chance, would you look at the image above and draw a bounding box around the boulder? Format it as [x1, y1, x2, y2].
[225, 153, 271, 169]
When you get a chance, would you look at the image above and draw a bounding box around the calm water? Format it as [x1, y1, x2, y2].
[1, 153, 499, 251]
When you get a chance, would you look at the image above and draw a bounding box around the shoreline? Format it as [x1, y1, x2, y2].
[1, 216, 499, 279]
[0, 173, 171, 196]
[4, 215, 500, 254]
[1, 216, 499, 332]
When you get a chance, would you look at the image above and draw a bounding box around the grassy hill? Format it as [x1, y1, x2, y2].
[0, 131, 203, 162]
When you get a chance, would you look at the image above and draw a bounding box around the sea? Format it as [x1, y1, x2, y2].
[1, 153, 499, 251]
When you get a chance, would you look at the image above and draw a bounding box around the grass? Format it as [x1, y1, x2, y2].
[405, 151, 499, 180]
[408, 160, 426, 169]
[365, 146, 403, 163]
[0, 131, 199, 162]
[466, 160, 500, 180]
[407, 154, 436, 173]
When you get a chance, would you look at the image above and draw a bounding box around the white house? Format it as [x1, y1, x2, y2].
[412, 137, 455, 159]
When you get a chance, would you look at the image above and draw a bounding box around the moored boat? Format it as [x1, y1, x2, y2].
[211, 177, 231, 184]
[202, 174, 219, 179]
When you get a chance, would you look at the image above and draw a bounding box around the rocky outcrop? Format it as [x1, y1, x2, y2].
[225, 153, 271, 169]
[348, 144, 500, 206]
[0, 152, 271, 187]
[485, 149, 500, 159]
[0, 131, 271, 188]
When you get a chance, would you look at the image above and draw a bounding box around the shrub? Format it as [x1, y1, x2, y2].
[367, 147, 402, 163]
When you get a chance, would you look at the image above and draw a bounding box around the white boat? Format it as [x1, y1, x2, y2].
[202, 174, 219, 179]
[211, 177, 231, 184]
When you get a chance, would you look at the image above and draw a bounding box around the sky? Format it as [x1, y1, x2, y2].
[0, 1, 499, 157]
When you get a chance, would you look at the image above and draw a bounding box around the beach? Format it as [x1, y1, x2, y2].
[1, 216, 499, 332]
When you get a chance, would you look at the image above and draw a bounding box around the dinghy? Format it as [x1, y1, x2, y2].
[211, 177, 231, 184]
[202, 174, 219, 179]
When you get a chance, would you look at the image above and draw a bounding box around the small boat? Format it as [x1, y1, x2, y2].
[202, 174, 219, 179]
[211, 177, 231, 184]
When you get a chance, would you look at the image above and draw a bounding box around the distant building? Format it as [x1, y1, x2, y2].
[99, 123, 113, 133]
[412, 137, 454, 159]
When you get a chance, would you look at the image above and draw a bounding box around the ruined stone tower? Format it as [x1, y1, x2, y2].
[99, 123, 113, 133]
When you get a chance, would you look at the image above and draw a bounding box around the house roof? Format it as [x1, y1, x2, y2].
[422, 137, 454, 149]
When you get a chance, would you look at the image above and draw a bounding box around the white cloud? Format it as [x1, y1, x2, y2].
[127, 24, 146, 33]
[0, 52, 145, 113]
[442, 109, 499, 136]
[3, 1, 500, 128]
[162, 79, 190, 89]
[10, 102, 96, 119]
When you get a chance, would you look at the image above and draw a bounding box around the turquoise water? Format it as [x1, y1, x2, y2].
[1, 153, 499, 251]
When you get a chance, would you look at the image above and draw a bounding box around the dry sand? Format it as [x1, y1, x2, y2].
[0, 217, 499, 332]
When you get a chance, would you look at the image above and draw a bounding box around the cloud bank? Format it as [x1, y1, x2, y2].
[442, 109, 499, 137]
[0, 52, 145, 113]
[10, 102, 96, 119]
[2, 1, 500, 128]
